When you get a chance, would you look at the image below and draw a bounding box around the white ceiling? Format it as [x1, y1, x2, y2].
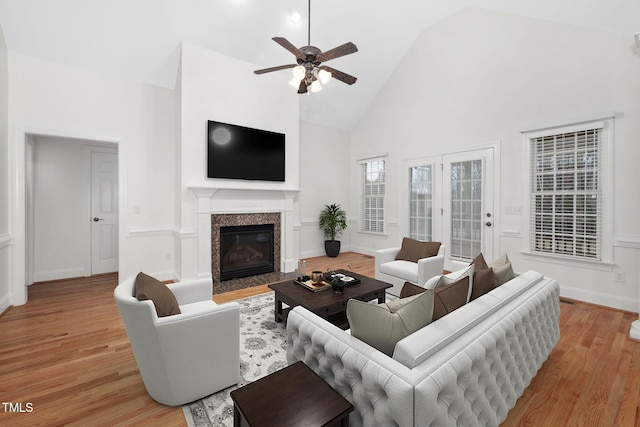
[0, 0, 638, 130]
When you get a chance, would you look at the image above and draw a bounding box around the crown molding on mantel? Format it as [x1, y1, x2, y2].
[188, 186, 300, 200]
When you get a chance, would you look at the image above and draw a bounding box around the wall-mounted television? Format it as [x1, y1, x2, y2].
[207, 120, 286, 182]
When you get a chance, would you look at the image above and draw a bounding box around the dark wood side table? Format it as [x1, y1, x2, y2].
[230, 361, 353, 427]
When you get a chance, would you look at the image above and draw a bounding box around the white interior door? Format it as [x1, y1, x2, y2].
[442, 148, 495, 265]
[91, 151, 118, 274]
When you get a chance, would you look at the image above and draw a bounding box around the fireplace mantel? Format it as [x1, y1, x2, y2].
[189, 186, 299, 203]
[188, 186, 300, 280]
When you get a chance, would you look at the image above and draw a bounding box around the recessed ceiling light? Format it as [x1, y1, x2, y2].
[289, 10, 302, 24]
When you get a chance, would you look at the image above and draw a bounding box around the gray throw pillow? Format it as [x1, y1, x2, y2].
[135, 272, 181, 317]
[347, 290, 434, 356]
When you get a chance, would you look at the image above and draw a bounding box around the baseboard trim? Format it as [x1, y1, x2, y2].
[0, 294, 11, 316]
[33, 267, 87, 283]
[560, 284, 637, 313]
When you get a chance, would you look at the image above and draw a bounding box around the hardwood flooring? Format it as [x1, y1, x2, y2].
[0, 252, 638, 426]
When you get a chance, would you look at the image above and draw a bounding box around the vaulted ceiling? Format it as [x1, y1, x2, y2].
[0, 0, 637, 130]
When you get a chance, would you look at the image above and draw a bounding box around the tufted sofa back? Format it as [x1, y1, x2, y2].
[393, 270, 544, 368]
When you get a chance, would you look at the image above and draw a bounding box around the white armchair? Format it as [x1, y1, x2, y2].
[114, 277, 240, 406]
[375, 244, 446, 296]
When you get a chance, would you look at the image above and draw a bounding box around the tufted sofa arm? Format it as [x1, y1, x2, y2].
[414, 277, 560, 426]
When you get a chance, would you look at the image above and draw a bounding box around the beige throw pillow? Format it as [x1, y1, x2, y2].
[135, 272, 181, 317]
[347, 290, 434, 356]
[490, 253, 516, 285]
[395, 237, 441, 263]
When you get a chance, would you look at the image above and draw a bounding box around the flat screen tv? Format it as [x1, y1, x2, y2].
[207, 120, 286, 182]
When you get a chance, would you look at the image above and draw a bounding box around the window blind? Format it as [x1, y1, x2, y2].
[361, 159, 385, 233]
[409, 165, 433, 241]
[529, 127, 603, 260]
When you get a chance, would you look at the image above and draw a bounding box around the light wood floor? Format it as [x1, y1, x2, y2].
[0, 252, 638, 426]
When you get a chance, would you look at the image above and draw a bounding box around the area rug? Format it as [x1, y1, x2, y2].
[182, 292, 288, 427]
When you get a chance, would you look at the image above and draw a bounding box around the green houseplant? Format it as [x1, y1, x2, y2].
[319, 203, 347, 257]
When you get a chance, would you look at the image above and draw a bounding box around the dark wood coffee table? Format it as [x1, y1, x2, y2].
[231, 361, 353, 427]
[268, 270, 392, 329]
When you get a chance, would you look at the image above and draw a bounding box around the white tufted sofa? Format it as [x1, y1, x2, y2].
[286, 270, 560, 426]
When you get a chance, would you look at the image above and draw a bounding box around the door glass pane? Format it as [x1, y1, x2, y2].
[409, 165, 432, 241]
[450, 160, 482, 260]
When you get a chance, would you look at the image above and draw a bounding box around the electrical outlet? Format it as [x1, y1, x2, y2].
[615, 271, 625, 283]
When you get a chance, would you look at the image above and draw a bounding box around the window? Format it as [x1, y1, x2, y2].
[409, 165, 433, 241]
[527, 121, 610, 261]
[361, 159, 385, 233]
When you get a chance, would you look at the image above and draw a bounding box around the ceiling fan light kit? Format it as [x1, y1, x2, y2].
[254, 0, 358, 94]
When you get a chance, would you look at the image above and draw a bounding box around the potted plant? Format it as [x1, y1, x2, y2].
[319, 203, 347, 257]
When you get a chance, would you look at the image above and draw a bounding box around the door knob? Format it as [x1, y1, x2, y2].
[485, 221, 492, 227]
[93, 217, 104, 222]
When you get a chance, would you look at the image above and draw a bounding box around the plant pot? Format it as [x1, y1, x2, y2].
[324, 240, 341, 258]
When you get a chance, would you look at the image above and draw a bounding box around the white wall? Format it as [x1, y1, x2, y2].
[0, 24, 9, 311]
[7, 52, 176, 304]
[175, 44, 300, 279]
[298, 120, 351, 258]
[350, 8, 640, 311]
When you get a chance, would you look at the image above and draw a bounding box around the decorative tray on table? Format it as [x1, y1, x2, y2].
[294, 279, 332, 292]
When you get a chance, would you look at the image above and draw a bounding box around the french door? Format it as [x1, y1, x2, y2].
[442, 148, 494, 263]
[405, 147, 495, 267]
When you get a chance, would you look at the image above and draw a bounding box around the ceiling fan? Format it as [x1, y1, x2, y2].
[254, 0, 358, 94]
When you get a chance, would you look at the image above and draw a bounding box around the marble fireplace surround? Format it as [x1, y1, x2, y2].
[189, 187, 299, 281]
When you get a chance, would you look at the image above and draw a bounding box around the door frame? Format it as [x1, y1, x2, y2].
[442, 146, 497, 265]
[12, 126, 124, 305]
[400, 141, 501, 270]
[400, 155, 444, 243]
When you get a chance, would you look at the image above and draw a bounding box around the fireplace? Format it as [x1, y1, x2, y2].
[211, 212, 282, 283]
[219, 224, 275, 281]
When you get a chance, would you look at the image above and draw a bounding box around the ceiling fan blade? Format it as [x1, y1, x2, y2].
[254, 64, 296, 75]
[316, 42, 358, 63]
[272, 37, 305, 60]
[319, 65, 357, 85]
[297, 80, 308, 94]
